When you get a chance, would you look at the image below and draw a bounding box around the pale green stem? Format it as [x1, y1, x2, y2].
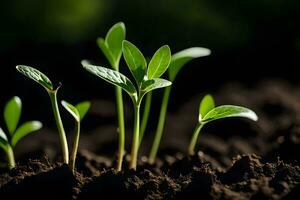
[48, 90, 69, 164]
[148, 86, 172, 164]
[115, 86, 125, 172]
[129, 104, 140, 170]
[188, 123, 204, 156]
[6, 145, 15, 169]
[69, 121, 80, 173]
[139, 92, 152, 147]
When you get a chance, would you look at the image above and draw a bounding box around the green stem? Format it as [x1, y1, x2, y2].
[48, 90, 69, 164]
[129, 104, 140, 170]
[6, 145, 15, 169]
[69, 121, 80, 173]
[148, 86, 172, 164]
[115, 86, 125, 172]
[188, 123, 204, 156]
[139, 92, 152, 147]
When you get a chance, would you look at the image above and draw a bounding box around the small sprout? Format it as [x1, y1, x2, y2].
[61, 100, 91, 173]
[0, 96, 42, 169]
[148, 47, 211, 164]
[188, 94, 258, 155]
[82, 40, 172, 170]
[97, 22, 126, 171]
[16, 65, 69, 164]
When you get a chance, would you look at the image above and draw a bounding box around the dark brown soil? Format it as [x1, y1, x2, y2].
[0, 80, 299, 199]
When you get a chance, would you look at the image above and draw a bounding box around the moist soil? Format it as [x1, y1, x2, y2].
[0, 80, 299, 199]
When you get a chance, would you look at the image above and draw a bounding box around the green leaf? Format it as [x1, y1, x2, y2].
[122, 40, 147, 85]
[202, 105, 258, 123]
[141, 78, 172, 94]
[97, 22, 126, 69]
[147, 45, 171, 79]
[16, 65, 53, 90]
[0, 128, 9, 151]
[97, 38, 115, 68]
[199, 94, 215, 122]
[76, 101, 91, 121]
[82, 60, 137, 96]
[11, 121, 42, 147]
[4, 96, 22, 135]
[61, 100, 80, 122]
[168, 47, 211, 81]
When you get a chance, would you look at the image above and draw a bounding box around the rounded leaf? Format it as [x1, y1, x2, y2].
[82, 60, 137, 96]
[168, 47, 211, 81]
[76, 101, 91, 121]
[147, 45, 171, 79]
[16, 65, 53, 90]
[0, 128, 9, 151]
[199, 94, 215, 122]
[4, 96, 22, 135]
[61, 100, 80, 122]
[11, 121, 42, 147]
[122, 40, 147, 85]
[202, 105, 258, 123]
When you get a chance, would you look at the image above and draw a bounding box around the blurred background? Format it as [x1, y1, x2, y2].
[0, 0, 300, 160]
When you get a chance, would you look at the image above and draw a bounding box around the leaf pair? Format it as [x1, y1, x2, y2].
[61, 101, 91, 122]
[198, 95, 258, 124]
[97, 22, 126, 69]
[82, 41, 172, 103]
[0, 97, 42, 152]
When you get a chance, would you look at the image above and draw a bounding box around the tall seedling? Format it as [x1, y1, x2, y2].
[148, 47, 211, 164]
[82, 40, 172, 170]
[16, 66, 69, 164]
[97, 22, 126, 171]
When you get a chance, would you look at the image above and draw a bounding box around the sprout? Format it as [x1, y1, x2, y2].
[61, 100, 90, 173]
[16, 65, 69, 164]
[148, 47, 211, 164]
[82, 40, 172, 170]
[0, 96, 42, 169]
[97, 22, 126, 172]
[188, 94, 258, 155]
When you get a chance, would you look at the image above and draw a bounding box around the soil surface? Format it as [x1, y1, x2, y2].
[0, 80, 299, 199]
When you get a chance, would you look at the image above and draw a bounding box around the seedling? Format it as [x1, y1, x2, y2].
[148, 47, 211, 164]
[82, 40, 172, 170]
[61, 100, 90, 173]
[0, 96, 42, 169]
[16, 65, 69, 164]
[97, 22, 126, 171]
[188, 94, 258, 155]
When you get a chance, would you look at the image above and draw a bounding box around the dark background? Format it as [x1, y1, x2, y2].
[0, 0, 299, 129]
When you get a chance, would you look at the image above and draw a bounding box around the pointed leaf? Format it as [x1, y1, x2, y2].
[61, 100, 80, 122]
[141, 78, 172, 94]
[97, 38, 115, 68]
[168, 47, 211, 81]
[4, 96, 22, 135]
[11, 121, 42, 147]
[122, 40, 147, 85]
[199, 94, 215, 122]
[0, 128, 9, 151]
[147, 45, 171, 79]
[202, 105, 258, 123]
[76, 101, 91, 121]
[82, 60, 137, 96]
[16, 65, 53, 90]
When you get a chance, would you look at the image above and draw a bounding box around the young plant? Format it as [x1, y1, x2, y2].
[16, 65, 69, 164]
[188, 94, 258, 155]
[148, 47, 211, 164]
[82, 40, 172, 170]
[97, 22, 126, 171]
[61, 100, 90, 173]
[0, 96, 42, 169]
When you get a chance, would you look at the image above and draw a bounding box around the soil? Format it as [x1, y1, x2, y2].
[0, 80, 300, 199]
